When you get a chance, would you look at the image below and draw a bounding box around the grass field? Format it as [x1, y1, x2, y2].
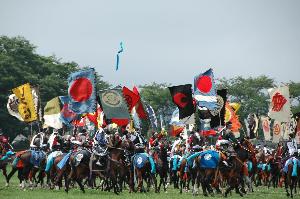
[0, 168, 292, 199]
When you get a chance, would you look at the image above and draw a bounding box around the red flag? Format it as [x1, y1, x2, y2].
[170, 125, 184, 137]
[86, 106, 103, 127]
[133, 86, 147, 119]
[111, 118, 129, 127]
[123, 86, 140, 111]
[72, 117, 85, 127]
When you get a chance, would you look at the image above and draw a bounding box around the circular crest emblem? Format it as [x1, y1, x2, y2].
[76, 153, 84, 162]
[273, 123, 281, 135]
[137, 156, 143, 165]
[204, 153, 212, 160]
[102, 90, 122, 107]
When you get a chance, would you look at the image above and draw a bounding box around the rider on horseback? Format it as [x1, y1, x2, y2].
[93, 128, 108, 166]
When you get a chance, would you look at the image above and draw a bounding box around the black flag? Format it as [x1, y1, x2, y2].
[169, 84, 195, 119]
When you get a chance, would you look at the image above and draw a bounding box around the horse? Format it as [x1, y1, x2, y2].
[177, 155, 192, 194]
[130, 145, 157, 193]
[283, 157, 300, 198]
[7, 149, 47, 189]
[0, 150, 15, 186]
[65, 149, 91, 193]
[155, 139, 169, 193]
[220, 140, 253, 197]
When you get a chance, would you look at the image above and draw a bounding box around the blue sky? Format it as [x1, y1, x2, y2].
[1, 0, 299, 87]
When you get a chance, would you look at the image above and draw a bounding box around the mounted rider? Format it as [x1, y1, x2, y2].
[93, 127, 108, 166]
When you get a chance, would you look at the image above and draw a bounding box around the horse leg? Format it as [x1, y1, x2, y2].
[201, 178, 208, 197]
[2, 167, 9, 186]
[65, 169, 74, 193]
[75, 178, 85, 193]
[6, 167, 17, 184]
[163, 175, 167, 192]
[285, 174, 290, 197]
[179, 177, 183, 194]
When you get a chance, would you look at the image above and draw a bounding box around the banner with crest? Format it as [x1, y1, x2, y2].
[268, 86, 291, 122]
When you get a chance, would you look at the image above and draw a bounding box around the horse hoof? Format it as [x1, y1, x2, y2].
[5, 183, 9, 187]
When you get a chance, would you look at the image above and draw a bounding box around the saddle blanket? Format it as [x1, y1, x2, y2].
[187, 150, 220, 169]
[57, 152, 71, 170]
[30, 150, 46, 168]
[72, 150, 91, 167]
[283, 157, 300, 176]
[133, 153, 156, 173]
[45, 151, 63, 172]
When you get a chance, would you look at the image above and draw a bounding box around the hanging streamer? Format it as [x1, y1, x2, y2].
[116, 42, 124, 71]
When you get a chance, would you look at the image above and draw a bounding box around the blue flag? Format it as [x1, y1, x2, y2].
[68, 68, 96, 114]
[116, 42, 124, 71]
[194, 68, 217, 110]
[59, 96, 77, 126]
[145, 104, 157, 130]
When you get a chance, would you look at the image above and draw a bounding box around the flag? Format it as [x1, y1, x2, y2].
[99, 88, 130, 125]
[131, 107, 141, 129]
[168, 84, 194, 119]
[68, 68, 96, 114]
[116, 42, 124, 71]
[160, 114, 165, 130]
[31, 86, 42, 121]
[268, 86, 292, 122]
[272, 121, 282, 143]
[194, 68, 217, 110]
[247, 113, 258, 139]
[295, 116, 300, 144]
[145, 104, 158, 130]
[225, 102, 241, 133]
[229, 103, 241, 113]
[7, 94, 24, 121]
[261, 116, 271, 141]
[170, 125, 185, 137]
[123, 86, 140, 111]
[210, 89, 227, 128]
[86, 105, 106, 128]
[72, 116, 86, 127]
[12, 83, 37, 122]
[133, 86, 147, 119]
[59, 96, 77, 126]
[43, 97, 63, 129]
[281, 122, 290, 140]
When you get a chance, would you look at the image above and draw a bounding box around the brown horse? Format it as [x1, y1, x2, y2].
[130, 146, 157, 193]
[220, 142, 252, 197]
[284, 159, 300, 198]
[7, 150, 46, 189]
[65, 149, 91, 193]
[177, 158, 190, 194]
[155, 139, 169, 193]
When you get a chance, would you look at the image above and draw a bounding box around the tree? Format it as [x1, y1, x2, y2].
[139, 82, 176, 131]
[289, 81, 300, 114]
[0, 36, 109, 138]
[218, 76, 275, 121]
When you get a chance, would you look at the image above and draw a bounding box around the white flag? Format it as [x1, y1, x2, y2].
[268, 86, 292, 122]
[281, 122, 290, 140]
[7, 94, 24, 121]
[261, 116, 271, 141]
